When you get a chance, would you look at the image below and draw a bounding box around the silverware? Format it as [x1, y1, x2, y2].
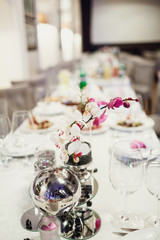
[121, 227, 139, 232]
[113, 228, 139, 237]
[112, 231, 128, 237]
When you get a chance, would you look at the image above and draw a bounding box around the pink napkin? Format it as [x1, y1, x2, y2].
[130, 140, 146, 149]
[41, 222, 57, 231]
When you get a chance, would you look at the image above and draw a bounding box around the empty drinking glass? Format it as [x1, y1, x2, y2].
[145, 154, 160, 227]
[0, 114, 12, 170]
[11, 110, 34, 167]
[109, 139, 144, 228]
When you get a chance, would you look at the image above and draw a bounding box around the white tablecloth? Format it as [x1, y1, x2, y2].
[1, 81, 160, 240]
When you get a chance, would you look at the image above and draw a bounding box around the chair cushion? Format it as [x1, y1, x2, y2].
[131, 83, 150, 97]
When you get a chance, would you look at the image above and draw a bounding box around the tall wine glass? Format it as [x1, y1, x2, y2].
[0, 114, 12, 170]
[145, 153, 160, 227]
[109, 140, 144, 228]
[11, 110, 33, 167]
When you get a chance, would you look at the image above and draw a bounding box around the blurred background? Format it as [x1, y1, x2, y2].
[0, 0, 160, 122]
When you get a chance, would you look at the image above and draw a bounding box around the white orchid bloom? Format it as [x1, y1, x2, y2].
[60, 149, 69, 163]
[85, 102, 100, 116]
[68, 138, 90, 156]
[68, 139, 81, 155]
[70, 123, 81, 138]
[79, 142, 90, 155]
[66, 109, 84, 126]
[82, 111, 92, 122]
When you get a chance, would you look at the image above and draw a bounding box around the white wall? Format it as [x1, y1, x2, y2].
[0, 0, 29, 88]
[91, 0, 160, 44]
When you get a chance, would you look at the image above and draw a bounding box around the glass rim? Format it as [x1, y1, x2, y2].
[113, 139, 141, 151]
[12, 110, 30, 115]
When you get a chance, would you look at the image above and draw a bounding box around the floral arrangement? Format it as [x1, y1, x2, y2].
[52, 95, 138, 165]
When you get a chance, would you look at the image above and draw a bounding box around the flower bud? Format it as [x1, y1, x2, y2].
[123, 101, 130, 108]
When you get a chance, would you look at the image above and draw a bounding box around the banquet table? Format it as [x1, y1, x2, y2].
[0, 79, 160, 240]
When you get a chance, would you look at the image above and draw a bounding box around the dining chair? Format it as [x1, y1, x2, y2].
[0, 85, 31, 119]
[150, 74, 160, 138]
[0, 98, 8, 115]
[11, 74, 47, 107]
[131, 58, 156, 114]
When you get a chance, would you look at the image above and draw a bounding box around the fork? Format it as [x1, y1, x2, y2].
[113, 227, 139, 237]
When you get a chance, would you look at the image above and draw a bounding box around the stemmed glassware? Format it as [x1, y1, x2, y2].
[109, 139, 144, 228]
[11, 110, 34, 168]
[145, 153, 160, 227]
[0, 114, 12, 170]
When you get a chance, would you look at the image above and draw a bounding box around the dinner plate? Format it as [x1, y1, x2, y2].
[21, 120, 56, 134]
[110, 116, 154, 132]
[1, 134, 44, 157]
[33, 102, 64, 116]
[123, 228, 160, 240]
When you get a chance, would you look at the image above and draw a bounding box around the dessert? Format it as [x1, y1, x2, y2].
[29, 116, 52, 130]
[117, 115, 142, 128]
[44, 96, 66, 102]
[117, 121, 142, 127]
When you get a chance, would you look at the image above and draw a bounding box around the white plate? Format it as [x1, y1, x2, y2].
[123, 228, 160, 240]
[82, 124, 109, 135]
[21, 121, 56, 134]
[33, 102, 64, 116]
[1, 134, 44, 157]
[110, 117, 154, 132]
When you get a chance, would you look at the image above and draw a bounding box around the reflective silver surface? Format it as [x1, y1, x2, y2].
[31, 167, 81, 215]
[70, 168, 92, 183]
[21, 207, 43, 232]
[60, 207, 101, 239]
[78, 177, 98, 206]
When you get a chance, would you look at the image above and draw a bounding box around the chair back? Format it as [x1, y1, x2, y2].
[133, 59, 156, 88]
[11, 74, 47, 107]
[0, 85, 31, 119]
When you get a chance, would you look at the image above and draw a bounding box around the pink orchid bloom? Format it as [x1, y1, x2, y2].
[89, 98, 95, 102]
[108, 97, 123, 109]
[97, 101, 108, 107]
[93, 110, 107, 126]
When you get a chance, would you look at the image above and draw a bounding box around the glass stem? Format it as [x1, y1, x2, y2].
[157, 198, 160, 220]
[121, 193, 129, 221]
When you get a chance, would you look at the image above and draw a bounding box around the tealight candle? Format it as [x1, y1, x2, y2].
[38, 216, 61, 240]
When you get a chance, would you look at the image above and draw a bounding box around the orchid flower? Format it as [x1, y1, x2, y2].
[93, 110, 107, 126]
[51, 95, 139, 164]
